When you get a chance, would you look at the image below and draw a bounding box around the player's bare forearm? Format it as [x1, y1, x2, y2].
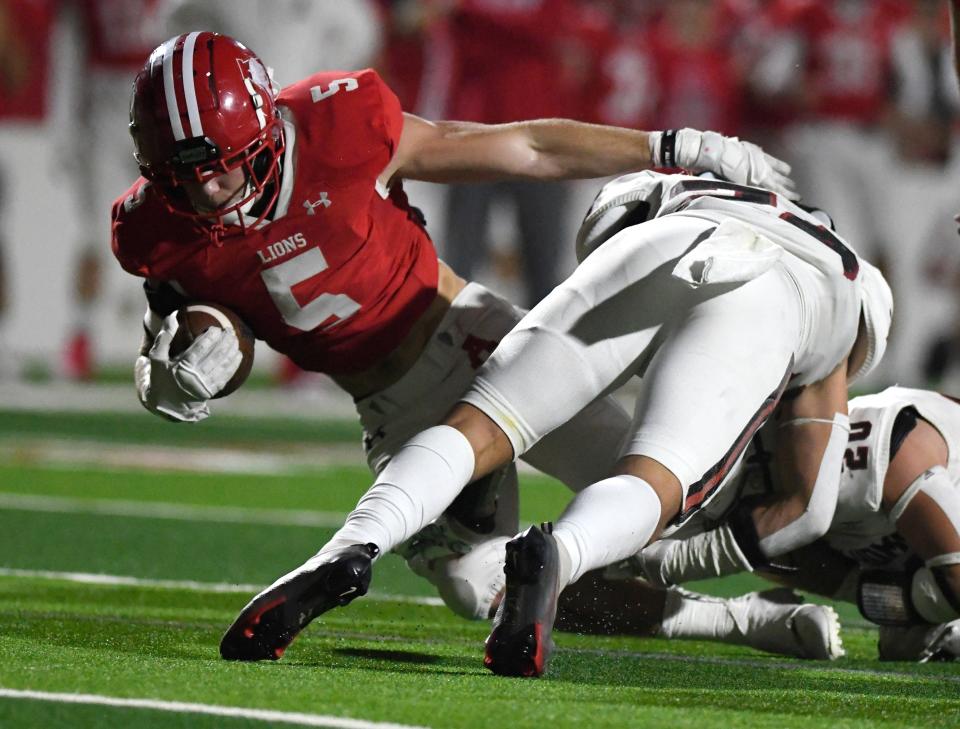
[750, 363, 849, 553]
[387, 113, 653, 185]
[474, 119, 654, 180]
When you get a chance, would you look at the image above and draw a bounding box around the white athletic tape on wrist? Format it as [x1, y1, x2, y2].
[648, 131, 663, 166]
[757, 413, 848, 557]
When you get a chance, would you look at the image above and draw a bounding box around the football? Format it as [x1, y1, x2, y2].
[169, 302, 255, 398]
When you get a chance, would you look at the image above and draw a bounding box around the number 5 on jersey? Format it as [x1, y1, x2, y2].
[311, 78, 359, 102]
[260, 248, 360, 331]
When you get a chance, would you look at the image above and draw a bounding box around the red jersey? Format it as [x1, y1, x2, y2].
[649, 10, 745, 135]
[112, 70, 439, 375]
[0, 0, 54, 121]
[447, 0, 580, 122]
[797, 0, 909, 123]
[79, 0, 163, 71]
[576, 6, 660, 129]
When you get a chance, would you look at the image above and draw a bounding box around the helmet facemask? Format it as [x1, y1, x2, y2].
[150, 119, 284, 236]
[128, 32, 286, 240]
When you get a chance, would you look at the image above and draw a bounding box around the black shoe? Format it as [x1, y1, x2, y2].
[220, 543, 379, 661]
[484, 524, 560, 677]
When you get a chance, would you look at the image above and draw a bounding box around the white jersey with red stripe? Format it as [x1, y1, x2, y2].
[578, 171, 857, 280]
[577, 171, 864, 387]
[825, 387, 960, 569]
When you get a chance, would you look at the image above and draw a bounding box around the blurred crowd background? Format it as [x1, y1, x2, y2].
[3, 0, 960, 393]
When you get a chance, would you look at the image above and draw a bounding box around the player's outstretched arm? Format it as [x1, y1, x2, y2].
[381, 114, 797, 199]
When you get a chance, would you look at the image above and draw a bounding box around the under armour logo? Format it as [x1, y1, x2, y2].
[303, 193, 331, 215]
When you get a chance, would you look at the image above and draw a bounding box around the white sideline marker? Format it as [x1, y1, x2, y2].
[0, 567, 444, 606]
[0, 688, 430, 729]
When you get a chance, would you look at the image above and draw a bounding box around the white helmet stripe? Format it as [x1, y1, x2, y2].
[162, 35, 186, 141]
[181, 32, 204, 138]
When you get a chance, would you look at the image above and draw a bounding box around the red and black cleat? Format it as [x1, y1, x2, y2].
[483, 524, 560, 677]
[220, 543, 379, 661]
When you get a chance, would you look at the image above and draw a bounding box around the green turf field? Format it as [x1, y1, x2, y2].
[1, 409, 958, 728]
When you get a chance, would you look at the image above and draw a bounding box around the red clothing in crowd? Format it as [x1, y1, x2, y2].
[446, 0, 581, 122]
[78, 0, 164, 72]
[796, 0, 911, 124]
[0, 0, 55, 120]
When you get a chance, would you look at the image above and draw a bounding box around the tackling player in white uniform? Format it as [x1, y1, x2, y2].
[621, 386, 960, 661]
[793, 387, 960, 661]
[221, 163, 892, 676]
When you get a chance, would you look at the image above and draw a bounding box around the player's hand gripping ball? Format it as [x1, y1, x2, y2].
[169, 303, 255, 398]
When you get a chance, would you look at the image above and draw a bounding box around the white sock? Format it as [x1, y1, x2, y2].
[659, 587, 738, 641]
[321, 425, 476, 558]
[552, 474, 661, 587]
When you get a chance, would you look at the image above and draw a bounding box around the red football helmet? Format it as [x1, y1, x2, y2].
[129, 32, 285, 235]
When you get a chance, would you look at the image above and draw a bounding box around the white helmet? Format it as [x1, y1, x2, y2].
[849, 259, 893, 384]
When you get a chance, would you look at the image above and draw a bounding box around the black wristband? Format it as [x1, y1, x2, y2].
[661, 129, 678, 168]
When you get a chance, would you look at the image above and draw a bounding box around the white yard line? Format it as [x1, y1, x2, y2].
[0, 381, 359, 419]
[0, 436, 541, 475]
[0, 438, 363, 474]
[0, 689, 430, 729]
[0, 567, 444, 606]
[0, 492, 347, 527]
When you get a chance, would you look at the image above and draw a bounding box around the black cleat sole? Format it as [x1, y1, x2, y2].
[483, 525, 558, 677]
[220, 543, 378, 661]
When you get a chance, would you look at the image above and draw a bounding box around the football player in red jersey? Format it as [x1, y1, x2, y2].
[111, 32, 798, 661]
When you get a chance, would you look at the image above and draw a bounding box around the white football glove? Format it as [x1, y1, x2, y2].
[134, 315, 242, 423]
[650, 128, 799, 201]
